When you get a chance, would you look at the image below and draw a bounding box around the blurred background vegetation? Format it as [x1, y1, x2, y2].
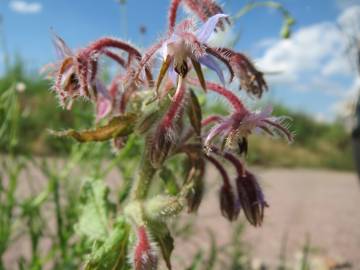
[0, 1, 357, 269]
[0, 58, 353, 170]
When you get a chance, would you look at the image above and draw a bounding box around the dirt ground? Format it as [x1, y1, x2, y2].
[172, 168, 360, 269]
[3, 167, 360, 269]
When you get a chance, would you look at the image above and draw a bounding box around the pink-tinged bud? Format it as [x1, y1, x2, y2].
[219, 184, 240, 221]
[133, 226, 158, 270]
[236, 170, 269, 227]
[149, 76, 186, 168]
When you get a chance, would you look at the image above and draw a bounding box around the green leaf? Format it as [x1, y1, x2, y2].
[159, 167, 180, 196]
[148, 221, 174, 270]
[187, 89, 202, 136]
[135, 110, 160, 135]
[75, 179, 111, 241]
[202, 230, 217, 270]
[85, 218, 131, 270]
[186, 251, 204, 270]
[49, 113, 137, 142]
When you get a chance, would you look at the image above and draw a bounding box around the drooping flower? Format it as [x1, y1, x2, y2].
[235, 170, 269, 227]
[205, 104, 293, 152]
[217, 47, 268, 98]
[206, 155, 239, 221]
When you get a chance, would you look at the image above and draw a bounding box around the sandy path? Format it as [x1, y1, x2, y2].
[172, 168, 360, 269]
[3, 166, 360, 269]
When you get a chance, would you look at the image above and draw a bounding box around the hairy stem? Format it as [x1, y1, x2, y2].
[130, 151, 157, 200]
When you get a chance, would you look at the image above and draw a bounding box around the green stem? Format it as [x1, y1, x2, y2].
[130, 153, 156, 200]
[51, 176, 67, 259]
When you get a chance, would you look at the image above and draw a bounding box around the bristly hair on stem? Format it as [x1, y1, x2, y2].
[46, 0, 295, 268]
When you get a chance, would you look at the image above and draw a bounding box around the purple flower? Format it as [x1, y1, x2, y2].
[205, 106, 294, 152]
[235, 170, 269, 227]
[207, 154, 240, 221]
[215, 48, 268, 98]
[155, 14, 230, 93]
[50, 33, 145, 112]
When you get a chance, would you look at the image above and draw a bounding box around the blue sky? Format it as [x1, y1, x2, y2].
[1, 0, 360, 121]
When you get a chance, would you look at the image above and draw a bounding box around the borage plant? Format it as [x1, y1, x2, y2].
[47, 0, 293, 269]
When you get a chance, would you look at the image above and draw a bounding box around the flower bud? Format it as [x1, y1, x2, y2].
[133, 226, 158, 270]
[186, 160, 205, 213]
[236, 170, 268, 226]
[149, 126, 173, 168]
[219, 184, 240, 221]
[145, 195, 184, 221]
[136, 110, 160, 135]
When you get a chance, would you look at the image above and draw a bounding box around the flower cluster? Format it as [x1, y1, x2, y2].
[47, 0, 294, 269]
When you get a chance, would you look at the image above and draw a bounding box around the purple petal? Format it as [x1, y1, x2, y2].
[258, 105, 273, 118]
[96, 96, 112, 121]
[95, 80, 111, 99]
[198, 54, 225, 85]
[51, 32, 73, 59]
[161, 34, 179, 59]
[205, 120, 232, 146]
[195, 14, 228, 43]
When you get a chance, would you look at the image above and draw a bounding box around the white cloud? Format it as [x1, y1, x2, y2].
[9, 1, 42, 14]
[331, 77, 360, 116]
[257, 22, 351, 82]
[336, 0, 360, 11]
[255, 5, 360, 120]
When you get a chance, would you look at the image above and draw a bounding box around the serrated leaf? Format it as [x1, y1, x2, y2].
[187, 89, 202, 135]
[85, 218, 131, 270]
[148, 221, 174, 270]
[49, 113, 137, 142]
[75, 179, 111, 241]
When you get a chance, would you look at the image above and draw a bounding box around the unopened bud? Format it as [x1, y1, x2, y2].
[149, 126, 173, 168]
[145, 195, 184, 221]
[219, 185, 240, 221]
[136, 110, 159, 135]
[186, 160, 205, 213]
[236, 170, 268, 226]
